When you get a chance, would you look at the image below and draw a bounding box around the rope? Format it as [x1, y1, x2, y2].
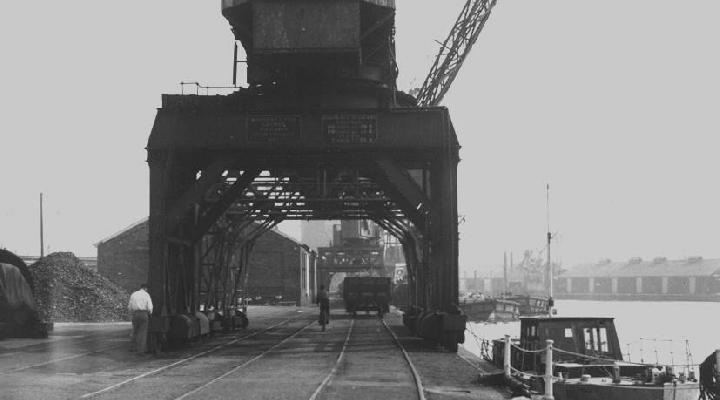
[465, 326, 494, 361]
[553, 347, 702, 369]
[511, 344, 546, 354]
[509, 365, 545, 379]
[553, 347, 625, 363]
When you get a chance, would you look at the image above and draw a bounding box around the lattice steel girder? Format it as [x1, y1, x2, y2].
[417, 0, 498, 107]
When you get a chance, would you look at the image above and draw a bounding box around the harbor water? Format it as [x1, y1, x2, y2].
[463, 300, 720, 368]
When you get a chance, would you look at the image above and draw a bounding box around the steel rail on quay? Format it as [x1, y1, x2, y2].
[1, 308, 508, 400]
[83, 314, 424, 400]
[0, 328, 134, 375]
[0, 309, 309, 399]
[0, 315, 300, 378]
[80, 316, 312, 399]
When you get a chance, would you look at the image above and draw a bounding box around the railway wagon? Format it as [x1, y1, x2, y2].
[342, 276, 392, 316]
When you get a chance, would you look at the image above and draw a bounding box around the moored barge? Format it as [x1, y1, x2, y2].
[460, 298, 519, 322]
[490, 316, 702, 400]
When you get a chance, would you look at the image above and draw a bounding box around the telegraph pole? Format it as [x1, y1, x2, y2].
[40, 192, 45, 258]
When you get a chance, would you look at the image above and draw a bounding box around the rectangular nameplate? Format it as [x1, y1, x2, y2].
[323, 114, 378, 144]
[248, 115, 301, 143]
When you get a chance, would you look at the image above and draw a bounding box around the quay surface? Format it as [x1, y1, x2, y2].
[0, 306, 509, 400]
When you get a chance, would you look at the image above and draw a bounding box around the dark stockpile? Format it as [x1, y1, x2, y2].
[30, 252, 130, 322]
[0, 249, 33, 289]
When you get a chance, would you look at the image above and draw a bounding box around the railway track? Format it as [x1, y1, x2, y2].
[80, 315, 308, 398]
[89, 313, 424, 400]
[0, 330, 130, 374]
[3, 311, 428, 400]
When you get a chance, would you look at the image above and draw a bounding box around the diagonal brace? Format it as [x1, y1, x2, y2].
[192, 168, 262, 242]
[374, 156, 430, 228]
[166, 157, 233, 232]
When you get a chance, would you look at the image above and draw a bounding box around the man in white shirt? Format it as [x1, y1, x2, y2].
[127, 284, 153, 353]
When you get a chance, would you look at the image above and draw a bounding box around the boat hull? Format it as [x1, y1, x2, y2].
[554, 380, 699, 400]
[506, 295, 549, 316]
[460, 299, 519, 322]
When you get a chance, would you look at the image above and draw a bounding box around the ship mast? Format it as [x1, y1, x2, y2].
[546, 184, 553, 314]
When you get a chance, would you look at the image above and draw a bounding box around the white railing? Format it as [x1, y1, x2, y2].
[503, 335, 555, 400]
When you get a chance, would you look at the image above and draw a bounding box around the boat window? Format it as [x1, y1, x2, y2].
[564, 328, 573, 338]
[592, 328, 599, 351]
[599, 327, 609, 352]
[582, 326, 611, 353]
[583, 328, 595, 351]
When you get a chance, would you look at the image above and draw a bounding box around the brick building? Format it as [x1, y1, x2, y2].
[95, 218, 149, 292]
[243, 228, 317, 306]
[95, 219, 315, 306]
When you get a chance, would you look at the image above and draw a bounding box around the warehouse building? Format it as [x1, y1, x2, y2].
[556, 257, 720, 301]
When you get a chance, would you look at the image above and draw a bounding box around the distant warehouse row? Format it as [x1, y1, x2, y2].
[462, 256, 720, 301]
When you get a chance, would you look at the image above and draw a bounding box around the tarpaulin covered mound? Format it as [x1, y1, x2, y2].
[30, 252, 130, 322]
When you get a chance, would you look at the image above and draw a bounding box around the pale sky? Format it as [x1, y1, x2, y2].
[1, 1, 718, 273]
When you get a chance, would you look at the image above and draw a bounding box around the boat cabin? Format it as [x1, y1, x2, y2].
[492, 317, 701, 397]
[460, 298, 519, 322]
[495, 317, 624, 373]
[506, 295, 550, 316]
[521, 317, 622, 360]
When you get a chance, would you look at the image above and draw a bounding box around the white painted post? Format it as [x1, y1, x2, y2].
[504, 335, 512, 379]
[611, 278, 618, 294]
[566, 278, 572, 293]
[636, 277, 642, 293]
[662, 277, 669, 294]
[544, 339, 555, 400]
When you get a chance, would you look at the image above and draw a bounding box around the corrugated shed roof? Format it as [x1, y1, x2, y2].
[561, 257, 720, 278]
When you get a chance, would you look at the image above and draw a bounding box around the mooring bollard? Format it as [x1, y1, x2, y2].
[504, 335, 512, 379]
[544, 339, 555, 400]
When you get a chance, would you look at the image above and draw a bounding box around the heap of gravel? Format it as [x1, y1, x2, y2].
[30, 252, 130, 322]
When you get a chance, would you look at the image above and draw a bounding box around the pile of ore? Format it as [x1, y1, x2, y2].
[30, 252, 130, 322]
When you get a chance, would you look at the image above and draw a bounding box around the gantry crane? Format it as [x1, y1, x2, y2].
[146, 0, 500, 353]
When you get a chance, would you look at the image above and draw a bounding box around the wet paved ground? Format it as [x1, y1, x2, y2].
[0, 306, 509, 400]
